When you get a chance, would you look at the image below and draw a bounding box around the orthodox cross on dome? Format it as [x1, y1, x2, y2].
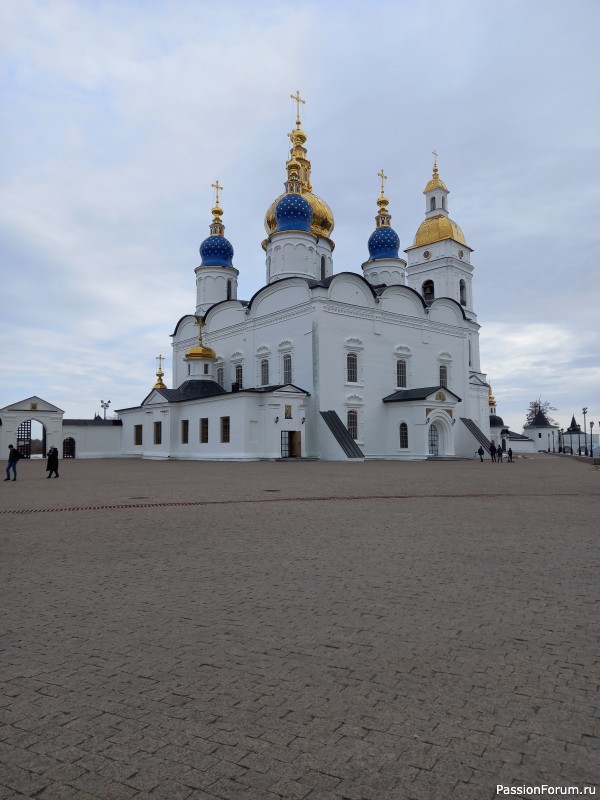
[211, 179, 223, 206]
[378, 168, 388, 197]
[154, 354, 166, 389]
[290, 90, 305, 126]
[194, 316, 205, 345]
[432, 149, 438, 167]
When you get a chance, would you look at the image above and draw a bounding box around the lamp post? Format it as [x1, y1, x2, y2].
[547, 432, 550, 452]
[101, 400, 111, 420]
[582, 407, 588, 456]
[577, 425, 581, 456]
[552, 430, 555, 453]
[590, 420, 594, 458]
[558, 428, 563, 453]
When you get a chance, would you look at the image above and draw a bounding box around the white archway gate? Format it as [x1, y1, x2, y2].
[0, 396, 65, 458]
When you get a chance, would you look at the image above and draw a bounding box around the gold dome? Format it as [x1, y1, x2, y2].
[488, 386, 496, 407]
[264, 190, 334, 241]
[185, 343, 216, 360]
[408, 214, 467, 249]
[423, 164, 448, 194]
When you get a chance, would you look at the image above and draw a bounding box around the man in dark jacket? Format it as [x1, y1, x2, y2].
[4, 445, 21, 481]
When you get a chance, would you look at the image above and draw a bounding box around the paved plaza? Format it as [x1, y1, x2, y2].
[1, 455, 599, 799]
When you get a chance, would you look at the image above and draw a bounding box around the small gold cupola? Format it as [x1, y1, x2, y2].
[488, 386, 497, 407]
[185, 318, 216, 360]
[153, 354, 167, 389]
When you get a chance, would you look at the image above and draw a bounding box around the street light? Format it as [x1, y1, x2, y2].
[590, 420, 595, 458]
[582, 407, 588, 456]
[101, 400, 111, 420]
[552, 430, 555, 453]
[547, 432, 550, 452]
[558, 428, 563, 453]
[577, 425, 581, 456]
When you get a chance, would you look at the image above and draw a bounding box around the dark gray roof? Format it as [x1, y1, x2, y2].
[149, 380, 226, 404]
[383, 386, 462, 403]
[508, 431, 532, 441]
[490, 414, 505, 426]
[63, 418, 123, 426]
[241, 383, 310, 395]
[525, 409, 557, 428]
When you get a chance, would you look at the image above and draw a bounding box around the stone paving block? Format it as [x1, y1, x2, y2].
[2, 458, 599, 799]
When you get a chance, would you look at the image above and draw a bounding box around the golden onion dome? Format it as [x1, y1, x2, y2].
[488, 386, 496, 407]
[265, 190, 334, 241]
[185, 343, 216, 360]
[410, 214, 467, 248]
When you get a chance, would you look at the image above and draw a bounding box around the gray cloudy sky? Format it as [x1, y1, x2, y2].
[1, 0, 599, 434]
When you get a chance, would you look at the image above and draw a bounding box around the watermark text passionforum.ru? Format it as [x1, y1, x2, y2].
[497, 787, 596, 796]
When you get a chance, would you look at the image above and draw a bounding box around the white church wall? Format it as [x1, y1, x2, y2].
[378, 287, 426, 316]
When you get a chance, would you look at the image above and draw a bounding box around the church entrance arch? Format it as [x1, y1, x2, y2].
[63, 437, 76, 459]
[16, 419, 47, 459]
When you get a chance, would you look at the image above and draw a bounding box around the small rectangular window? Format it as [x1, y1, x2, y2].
[220, 416, 230, 443]
[134, 425, 143, 446]
[181, 419, 189, 444]
[200, 418, 208, 444]
[285, 404, 292, 419]
[154, 421, 162, 445]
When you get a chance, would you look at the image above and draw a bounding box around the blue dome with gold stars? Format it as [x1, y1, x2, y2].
[368, 226, 400, 260]
[199, 234, 234, 268]
[275, 193, 313, 232]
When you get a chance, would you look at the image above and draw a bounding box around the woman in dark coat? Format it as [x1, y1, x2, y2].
[46, 447, 59, 478]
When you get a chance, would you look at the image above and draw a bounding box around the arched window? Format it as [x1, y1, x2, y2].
[283, 354, 292, 384]
[235, 364, 243, 388]
[347, 410, 358, 440]
[423, 280, 435, 302]
[226, 279, 232, 300]
[216, 366, 224, 387]
[459, 279, 466, 306]
[399, 423, 408, 449]
[439, 364, 448, 387]
[430, 197, 436, 211]
[320, 255, 326, 281]
[396, 359, 407, 388]
[347, 352, 358, 383]
[260, 359, 269, 386]
[441, 196, 446, 210]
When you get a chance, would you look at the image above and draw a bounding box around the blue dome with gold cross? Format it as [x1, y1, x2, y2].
[366, 173, 400, 261]
[199, 188, 234, 268]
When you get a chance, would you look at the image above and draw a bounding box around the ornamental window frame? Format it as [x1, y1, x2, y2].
[344, 338, 364, 386]
[394, 346, 412, 389]
[438, 351, 452, 389]
[347, 409, 358, 440]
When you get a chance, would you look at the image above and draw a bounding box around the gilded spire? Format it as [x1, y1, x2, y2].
[375, 169, 392, 228]
[209, 180, 225, 236]
[153, 354, 166, 389]
[423, 153, 449, 194]
[286, 90, 312, 192]
[488, 385, 496, 407]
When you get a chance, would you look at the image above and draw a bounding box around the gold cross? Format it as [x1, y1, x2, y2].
[156, 354, 164, 370]
[211, 179, 223, 206]
[377, 168, 387, 195]
[290, 90, 305, 125]
[432, 149, 438, 167]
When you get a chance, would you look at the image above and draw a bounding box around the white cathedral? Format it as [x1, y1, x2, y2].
[115, 99, 494, 462]
[1, 98, 510, 462]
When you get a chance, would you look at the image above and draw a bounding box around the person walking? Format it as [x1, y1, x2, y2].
[46, 447, 59, 478]
[490, 442, 497, 462]
[507, 447, 513, 463]
[497, 446, 504, 463]
[478, 446, 485, 462]
[4, 445, 21, 481]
